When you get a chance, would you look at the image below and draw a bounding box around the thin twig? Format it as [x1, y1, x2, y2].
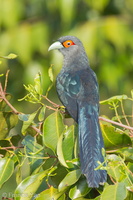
[31, 126, 42, 135]
[108, 174, 116, 185]
[1, 146, 24, 150]
[113, 102, 122, 124]
[0, 83, 19, 114]
[120, 100, 130, 127]
[42, 95, 60, 108]
[4, 69, 10, 92]
[106, 149, 118, 153]
[99, 116, 133, 131]
[46, 105, 58, 111]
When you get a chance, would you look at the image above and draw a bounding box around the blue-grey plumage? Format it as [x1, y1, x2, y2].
[78, 104, 106, 187]
[49, 36, 107, 188]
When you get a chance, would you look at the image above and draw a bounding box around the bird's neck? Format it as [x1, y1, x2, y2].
[62, 51, 89, 71]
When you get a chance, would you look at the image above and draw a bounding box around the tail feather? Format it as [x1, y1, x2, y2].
[78, 104, 107, 188]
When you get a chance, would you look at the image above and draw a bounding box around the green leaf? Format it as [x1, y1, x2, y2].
[100, 122, 132, 149]
[21, 135, 44, 173]
[131, 90, 133, 99]
[35, 186, 65, 200]
[50, 164, 68, 187]
[0, 53, 17, 59]
[125, 190, 133, 200]
[0, 111, 18, 139]
[69, 178, 90, 199]
[101, 182, 127, 200]
[0, 140, 10, 156]
[57, 125, 75, 168]
[20, 109, 39, 135]
[42, 148, 57, 171]
[18, 74, 42, 103]
[0, 157, 14, 188]
[100, 95, 128, 105]
[116, 147, 133, 162]
[34, 72, 43, 95]
[0, 94, 12, 111]
[107, 154, 127, 182]
[46, 65, 54, 96]
[18, 114, 30, 121]
[48, 64, 54, 82]
[58, 195, 66, 200]
[43, 112, 65, 153]
[38, 105, 46, 121]
[11, 134, 22, 146]
[58, 169, 81, 192]
[14, 170, 49, 200]
[127, 163, 133, 183]
[16, 164, 22, 185]
[94, 197, 101, 200]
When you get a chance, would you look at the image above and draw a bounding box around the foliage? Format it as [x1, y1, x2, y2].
[0, 65, 133, 200]
[0, 1, 133, 199]
[0, 0, 133, 110]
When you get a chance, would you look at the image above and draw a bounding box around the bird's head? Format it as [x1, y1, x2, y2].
[48, 36, 89, 68]
[48, 36, 86, 58]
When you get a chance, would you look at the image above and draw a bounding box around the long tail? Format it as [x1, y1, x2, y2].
[78, 103, 107, 188]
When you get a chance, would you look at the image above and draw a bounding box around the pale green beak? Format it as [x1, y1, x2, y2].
[48, 41, 64, 51]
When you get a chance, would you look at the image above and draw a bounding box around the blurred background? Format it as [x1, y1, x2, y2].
[0, 0, 133, 116]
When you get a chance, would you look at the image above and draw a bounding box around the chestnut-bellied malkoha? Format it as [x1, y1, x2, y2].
[48, 36, 107, 188]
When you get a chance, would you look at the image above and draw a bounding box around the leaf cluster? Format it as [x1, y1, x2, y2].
[0, 0, 133, 104]
[0, 66, 133, 200]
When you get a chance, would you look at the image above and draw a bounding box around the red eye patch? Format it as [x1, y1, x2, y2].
[62, 40, 75, 48]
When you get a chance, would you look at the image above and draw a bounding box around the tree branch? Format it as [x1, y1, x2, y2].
[99, 116, 133, 131]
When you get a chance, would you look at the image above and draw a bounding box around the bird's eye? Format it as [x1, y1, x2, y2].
[62, 40, 75, 48]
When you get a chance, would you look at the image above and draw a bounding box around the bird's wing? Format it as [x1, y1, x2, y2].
[56, 71, 81, 121]
[56, 68, 98, 121]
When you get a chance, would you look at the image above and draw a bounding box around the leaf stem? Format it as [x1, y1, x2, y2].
[4, 70, 10, 92]
[120, 100, 130, 127]
[113, 102, 122, 124]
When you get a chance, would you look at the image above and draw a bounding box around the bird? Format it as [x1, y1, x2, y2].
[48, 36, 107, 188]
